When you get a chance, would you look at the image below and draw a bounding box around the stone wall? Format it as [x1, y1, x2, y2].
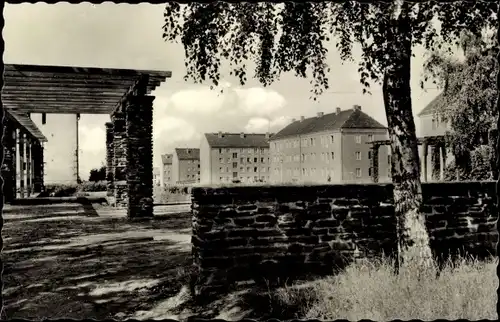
[191, 181, 498, 296]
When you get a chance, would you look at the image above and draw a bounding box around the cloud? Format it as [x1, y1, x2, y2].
[80, 126, 106, 154]
[235, 87, 287, 117]
[169, 87, 228, 114]
[244, 115, 293, 133]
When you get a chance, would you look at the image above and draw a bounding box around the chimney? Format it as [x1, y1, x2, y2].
[336, 107, 341, 115]
[300, 116, 305, 122]
[265, 132, 270, 139]
[218, 131, 223, 138]
[291, 118, 296, 123]
[317, 112, 324, 118]
[240, 132, 245, 138]
[353, 104, 361, 111]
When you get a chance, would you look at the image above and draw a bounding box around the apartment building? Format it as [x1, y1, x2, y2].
[153, 167, 160, 186]
[200, 132, 271, 184]
[269, 105, 390, 184]
[160, 154, 173, 186]
[172, 148, 200, 184]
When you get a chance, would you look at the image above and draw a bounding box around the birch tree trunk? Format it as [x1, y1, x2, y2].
[384, 1, 433, 268]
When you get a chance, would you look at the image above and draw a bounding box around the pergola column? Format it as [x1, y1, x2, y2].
[2, 120, 17, 202]
[431, 144, 441, 181]
[18, 131, 26, 198]
[370, 144, 380, 183]
[125, 94, 155, 219]
[112, 112, 128, 207]
[105, 122, 115, 197]
[26, 137, 32, 197]
[32, 141, 44, 193]
[440, 143, 447, 181]
[422, 139, 428, 182]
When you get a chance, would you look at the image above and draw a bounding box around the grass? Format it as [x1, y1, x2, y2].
[258, 255, 498, 321]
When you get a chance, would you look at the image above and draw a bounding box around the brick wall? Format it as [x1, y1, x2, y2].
[191, 181, 498, 296]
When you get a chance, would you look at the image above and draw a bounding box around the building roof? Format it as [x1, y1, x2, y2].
[161, 154, 173, 165]
[153, 167, 160, 175]
[2, 63, 171, 114]
[205, 133, 271, 148]
[175, 148, 200, 160]
[417, 92, 445, 117]
[270, 107, 386, 140]
[5, 110, 48, 143]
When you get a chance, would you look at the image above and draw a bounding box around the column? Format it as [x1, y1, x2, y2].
[370, 144, 379, 183]
[2, 120, 17, 202]
[440, 143, 447, 181]
[431, 145, 441, 181]
[18, 131, 26, 198]
[26, 137, 31, 197]
[105, 122, 115, 196]
[489, 129, 498, 179]
[32, 141, 41, 193]
[125, 94, 154, 219]
[112, 112, 127, 207]
[422, 139, 428, 182]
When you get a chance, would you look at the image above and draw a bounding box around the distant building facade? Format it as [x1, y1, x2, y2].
[153, 167, 160, 186]
[172, 148, 200, 184]
[160, 154, 173, 186]
[269, 105, 390, 184]
[200, 132, 271, 184]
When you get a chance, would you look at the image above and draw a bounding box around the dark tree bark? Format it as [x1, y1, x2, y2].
[383, 5, 433, 268]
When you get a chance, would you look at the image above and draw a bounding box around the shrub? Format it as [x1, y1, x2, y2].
[77, 180, 108, 192]
[43, 183, 78, 197]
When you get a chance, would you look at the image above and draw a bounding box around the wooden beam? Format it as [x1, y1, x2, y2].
[3, 97, 123, 104]
[2, 93, 127, 100]
[7, 106, 114, 114]
[4, 78, 162, 88]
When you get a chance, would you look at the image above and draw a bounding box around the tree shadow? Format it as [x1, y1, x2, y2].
[3, 203, 193, 320]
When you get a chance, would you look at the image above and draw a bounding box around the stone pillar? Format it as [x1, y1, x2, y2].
[26, 137, 32, 197]
[112, 112, 128, 207]
[431, 145, 441, 181]
[18, 131, 26, 198]
[2, 120, 17, 202]
[32, 141, 42, 193]
[370, 144, 379, 183]
[105, 122, 115, 197]
[422, 140, 428, 182]
[489, 129, 498, 179]
[440, 143, 447, 181]
[125, 95, 154, 219]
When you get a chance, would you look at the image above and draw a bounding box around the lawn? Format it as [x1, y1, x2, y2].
[2, 203, 193, 320]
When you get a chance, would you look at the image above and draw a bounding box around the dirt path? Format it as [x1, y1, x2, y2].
[2, 203, 193, 320]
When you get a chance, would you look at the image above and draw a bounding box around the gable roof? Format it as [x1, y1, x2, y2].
[270, 108, 386, 141]
[205, 133, 271, 148]
[175, 148, 200, 160]
[418, 92, 446, 117]
[161, 154, 173, 165]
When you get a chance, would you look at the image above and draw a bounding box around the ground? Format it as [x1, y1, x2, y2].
[2, 202, 192, 320]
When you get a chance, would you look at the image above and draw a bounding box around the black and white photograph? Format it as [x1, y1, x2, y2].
[1, 1, 498, 320]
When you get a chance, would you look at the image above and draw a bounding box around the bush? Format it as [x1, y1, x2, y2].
[77, 181, 108, 192]
[263, 255, 497, 320]
[154, 185, 191, 204]
[43, 183, 78, 197]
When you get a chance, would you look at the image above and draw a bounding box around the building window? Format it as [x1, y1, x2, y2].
[220, 177, 223, 181]
[331, 152, 334, 160]
[198, 164, 200, 168]
[219, 148, 222, 154]
[368, 167, 372, 177]
[219, 158, 223, 163]
[368, 134, 373, 142]
[254, 157, 258, 163]
[232, 153, 238, 158]
[254, 167, 258, 173]
[233, 162, 237, 168]
[262, 167, 266, 173]
[226, 148, 230, 153]
[220, 167, 223, 173]
[310, 138, 314, 146]
[247, 167, 251, 172]
[355, 151, 361, 160]
[368, 151, 372, 159]
[247, 157, 251, 163]
[240, 157, 244, 163]
[355, 135, 362, 144]
[261, 157, 264, 163]
[356, 168, 362, 177]
[233, 172, 238, 178]
[226, 167, 229, 173]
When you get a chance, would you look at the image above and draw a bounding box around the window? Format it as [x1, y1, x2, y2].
[232, 153, 238, 158]
[247, 167, 251, 172]
[310, 138, 314, 146]
[219, 158, 223, 163]
[254, 167, 258, 173]
[247, 157, 251, 163]
[219, 148, 222, 154]
[355, 135, 362, 144]
[226, 167, 229, 173]
[233, 172, 238, 178]
[330, 135, 334, 143]
[254, 157, 258, 162]
[356, 168, 362, 177]
[220, 177, 223, 181]
[262, 167, 266, 173]
[240, 157, 244, 163]
[368, 167, 372, 177]
[331, 152, 335, 160]
[260, 148, 265, 153]
[226, 148, 230, 153]
[261, 157, 264, 163]
[368, 134, 373, 142]
[355, 151, 361, 160]
[233, 162, 237, 168]
[198, 164, 200, 168]
[254, 148, 258, 153]
[220, 167, 224, 173]
[368, 151, 372, 159]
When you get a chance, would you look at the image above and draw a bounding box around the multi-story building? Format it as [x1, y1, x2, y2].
[153, 167, 160, 186]
[269, 105, 390, 184]
[172, 148, 200, 184]
[160, 153, 173, 186]
[200, 132, 271, 184]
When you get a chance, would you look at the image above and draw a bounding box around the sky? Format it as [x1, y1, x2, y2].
[3, 3, 442, 183]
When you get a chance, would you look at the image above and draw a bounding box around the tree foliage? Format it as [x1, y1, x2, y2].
[89, 166, 106, 182]
[423, 31, 498, 157]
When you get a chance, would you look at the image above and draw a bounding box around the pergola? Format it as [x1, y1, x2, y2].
[2, 63, 171, 218]
[367, 135, 447, 183]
